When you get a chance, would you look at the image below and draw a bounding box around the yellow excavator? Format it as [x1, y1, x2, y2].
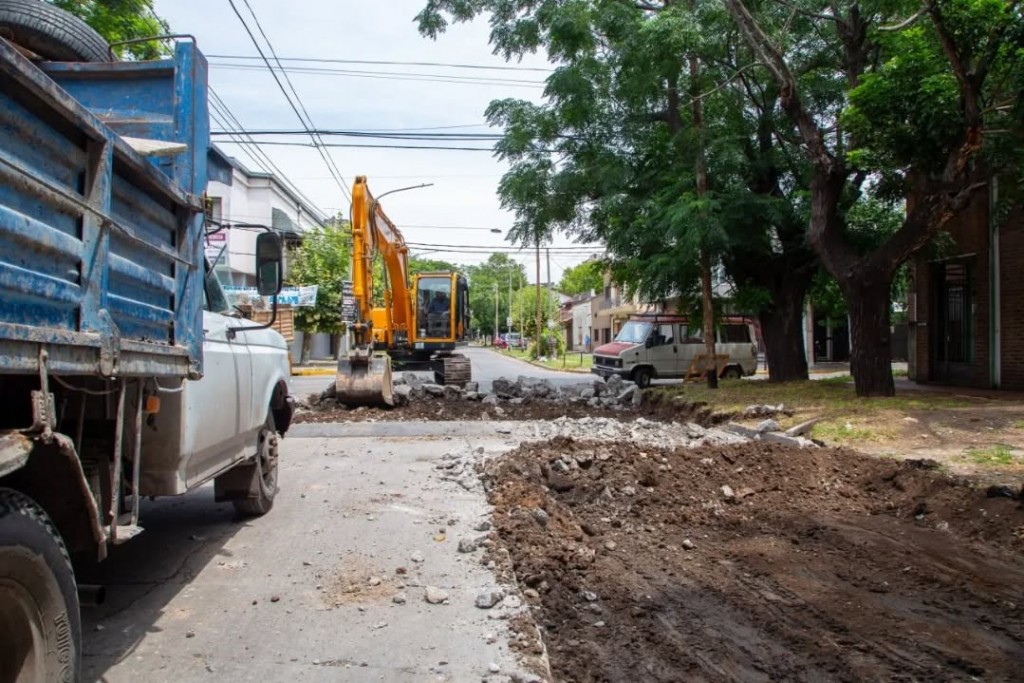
[336, 176, 472, 406]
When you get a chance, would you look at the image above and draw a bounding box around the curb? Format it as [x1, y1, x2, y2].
[291, 367, 336, 377]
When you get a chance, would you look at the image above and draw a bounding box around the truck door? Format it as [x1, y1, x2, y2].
[184, 279, 245, 486]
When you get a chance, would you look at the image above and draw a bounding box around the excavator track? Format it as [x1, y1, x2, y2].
[436, 354, 471, 387]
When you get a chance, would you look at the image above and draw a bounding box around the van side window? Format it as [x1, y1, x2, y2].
[721, 324, 751, 343]
[680, 325, 703, 343]
[655, 323, 674, 345]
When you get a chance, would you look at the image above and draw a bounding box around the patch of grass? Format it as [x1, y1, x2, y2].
[1012, 420, 1024, 430]
[812, 420, 880, 443]
[964, 444, 1016, 466]
[501, 348, 593, 372]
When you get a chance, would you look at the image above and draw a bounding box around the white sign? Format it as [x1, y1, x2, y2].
[204, 231, 227, 263]
[547, 319, 556, 330]
[506, 317, 513, 327]
[224, 285, 318, 307]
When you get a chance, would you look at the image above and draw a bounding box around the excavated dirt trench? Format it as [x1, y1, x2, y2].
[482, 438, 1024, 682]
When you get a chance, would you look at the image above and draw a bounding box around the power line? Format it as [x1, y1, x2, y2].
[227, 0, 351, 202]
[207, 88, 328, 220]
[210, 62, 545, 88]
[406, 241, 603, 252]
[206, 53, 554, 73]
[211, 129, 506, 140]
[239, 139, 495, 150]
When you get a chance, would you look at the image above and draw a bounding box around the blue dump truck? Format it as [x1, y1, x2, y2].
[0, 10, 295, 680]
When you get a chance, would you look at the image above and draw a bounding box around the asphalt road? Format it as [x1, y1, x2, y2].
[289, 346, 589, 399]
[78, 421, 544, 682]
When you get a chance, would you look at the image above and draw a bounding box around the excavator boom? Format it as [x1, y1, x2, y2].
[335, 177, 471, 406]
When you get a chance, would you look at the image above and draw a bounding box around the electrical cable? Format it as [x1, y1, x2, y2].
[206, 53, 554, 73]
[210, 62, 545, 88]
[227, 0, 351, 201]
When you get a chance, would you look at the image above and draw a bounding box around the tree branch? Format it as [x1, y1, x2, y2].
[878, 7, 927, 32]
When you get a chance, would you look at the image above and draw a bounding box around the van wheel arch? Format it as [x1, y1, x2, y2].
[631, 366, 654, 388]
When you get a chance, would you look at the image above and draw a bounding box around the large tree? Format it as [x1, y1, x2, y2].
[50, 0, 170, 59]
[418, 0, 821, 383]
[557, 260, 604, 296]
[725, 0, 1024, 395]
[463, 253, 527, 337]
[286, 219, 350, 363]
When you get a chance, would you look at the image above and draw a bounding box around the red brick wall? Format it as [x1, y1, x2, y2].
[911, 192, 991, 387]
[999, 202, 1024, 389]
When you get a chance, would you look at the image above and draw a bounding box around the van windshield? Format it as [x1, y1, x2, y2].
[614, 321, 651, 344]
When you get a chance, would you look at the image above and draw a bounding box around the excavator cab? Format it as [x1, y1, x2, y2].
[413, 273, 468, 346]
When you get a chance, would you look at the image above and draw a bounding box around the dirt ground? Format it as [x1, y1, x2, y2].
[482, 438, 1024, 683]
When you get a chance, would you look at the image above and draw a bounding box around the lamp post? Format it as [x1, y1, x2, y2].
[508, 266, 514, 336]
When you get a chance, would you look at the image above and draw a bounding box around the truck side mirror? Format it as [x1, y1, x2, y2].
[255, 232, 284, 296]
[645, 336, 655, 348]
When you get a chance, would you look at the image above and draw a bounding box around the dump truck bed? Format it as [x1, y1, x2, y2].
[0, 38, 208, 378]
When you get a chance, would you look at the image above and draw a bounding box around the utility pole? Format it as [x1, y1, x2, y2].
[508, 266, 513, 336]
[493, 283, 499, 344]
[535, 237, 542, 353]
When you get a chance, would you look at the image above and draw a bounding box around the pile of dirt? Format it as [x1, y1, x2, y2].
[482, 438, 1024, 682]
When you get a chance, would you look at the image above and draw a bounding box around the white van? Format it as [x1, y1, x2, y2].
[591, 316, 759, 387]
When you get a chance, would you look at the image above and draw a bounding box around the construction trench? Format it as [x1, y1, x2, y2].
[296, 374, 1024, 682]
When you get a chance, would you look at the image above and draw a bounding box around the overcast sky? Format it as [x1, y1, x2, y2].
[152, 0, 602, 284]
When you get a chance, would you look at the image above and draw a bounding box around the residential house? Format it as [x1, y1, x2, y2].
[205, 146, 330, 362]
[206, 146, 326, 286]
[908, 181, 1023, 389]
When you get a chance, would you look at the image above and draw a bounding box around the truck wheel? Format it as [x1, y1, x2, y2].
[0, 0, 112, 62]
[632, 367, 652, 389]
[0, 488, 80, 683]
[233, 413, 279, 516]
[721, 366, 743, 380]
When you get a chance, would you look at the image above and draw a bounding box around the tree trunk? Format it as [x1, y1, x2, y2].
[699, 249, 718, 388]
[842, 278, 895, 396]
[300, 332, 313, 365]
[759, 278, 809, 382]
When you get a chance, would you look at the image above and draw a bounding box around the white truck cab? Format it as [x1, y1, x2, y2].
[591, 316, 759, 387]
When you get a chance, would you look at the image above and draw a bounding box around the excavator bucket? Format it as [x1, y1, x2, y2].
[335, 353, 394, 407]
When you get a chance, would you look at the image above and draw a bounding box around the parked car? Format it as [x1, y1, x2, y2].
[506, 332, 524, 349]
[493, 335, 508, 349]
[591, 315, 758, 388]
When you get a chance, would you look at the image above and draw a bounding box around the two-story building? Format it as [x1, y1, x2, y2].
[206, 146, 327, 286]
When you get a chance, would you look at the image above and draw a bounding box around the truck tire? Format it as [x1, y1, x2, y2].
[233, 413, 279, 516]
[0, 0, 112, 62]
[0, 488, 80, 683]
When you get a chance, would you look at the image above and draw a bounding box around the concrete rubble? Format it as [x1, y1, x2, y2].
[365, 373, 651, 410]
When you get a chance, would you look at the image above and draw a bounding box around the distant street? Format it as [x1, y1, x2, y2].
[290, 346, 592, 398]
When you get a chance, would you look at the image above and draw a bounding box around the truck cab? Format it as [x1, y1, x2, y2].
[591, 316, 759, 387]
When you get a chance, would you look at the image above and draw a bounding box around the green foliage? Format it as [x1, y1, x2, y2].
[418, 0, 821, 364]
[286, 219, 350, 335]
[49, 0, 171, 60]
[557, 260, 603, 296]
[463, 253, 527, 336]
[408, 257, 458, 275]
[511, 285, 560, 335]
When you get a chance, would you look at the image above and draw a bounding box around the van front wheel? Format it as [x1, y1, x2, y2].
[632, 367, 652, 389]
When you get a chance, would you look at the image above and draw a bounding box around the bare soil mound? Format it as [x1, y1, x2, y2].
[482, 438, 1024, 682]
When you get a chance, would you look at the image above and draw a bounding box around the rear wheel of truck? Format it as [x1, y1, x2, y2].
[0, 0, 112, 62]
[0, 488, 80, 683]
[233, 413, 279, 516]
